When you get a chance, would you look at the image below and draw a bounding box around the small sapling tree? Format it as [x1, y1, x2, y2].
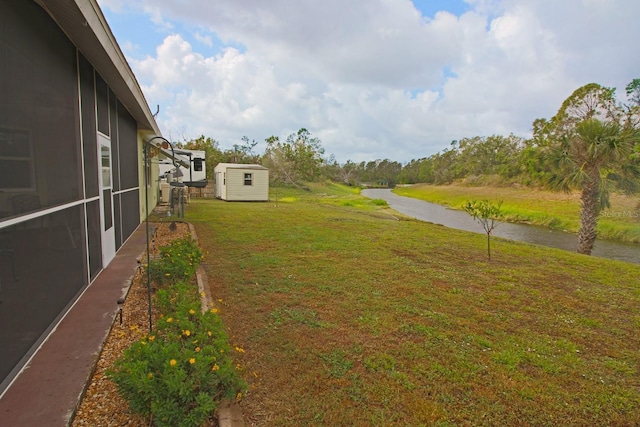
[464, 199, 503, 260]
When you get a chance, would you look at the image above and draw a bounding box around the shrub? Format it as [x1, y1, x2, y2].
[109, 237, 245, 426]
[109, 303, 246, 426]
[149, 237, 203, 286]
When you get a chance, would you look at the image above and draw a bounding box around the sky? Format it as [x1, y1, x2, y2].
[97, 0, 640, 163]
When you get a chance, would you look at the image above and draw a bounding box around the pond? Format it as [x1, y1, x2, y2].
[362, 188, 640, 265]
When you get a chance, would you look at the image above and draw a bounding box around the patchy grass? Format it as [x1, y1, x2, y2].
[395, 184, 640, 243]
[186, 185, 640, 426]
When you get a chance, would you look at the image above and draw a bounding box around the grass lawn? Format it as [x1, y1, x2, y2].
[186, 183, 640, 426]
[394, 184, 640, 243]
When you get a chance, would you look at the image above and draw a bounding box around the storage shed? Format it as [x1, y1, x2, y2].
[214, 163, 269, 201]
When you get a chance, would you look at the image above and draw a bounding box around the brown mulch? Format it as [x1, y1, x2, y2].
[71, 221, 195, 427]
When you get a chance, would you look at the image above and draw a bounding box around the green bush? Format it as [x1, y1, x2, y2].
[149, 237, 203, 286]
[370, 198, 388, 206]
[108, 237, 245, 426]
[154, 280, 196, 314]
[109, 303, 246, 426]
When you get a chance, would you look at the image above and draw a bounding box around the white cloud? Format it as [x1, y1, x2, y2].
[102, 0, 640, 162]
[194, 32, 214, 48]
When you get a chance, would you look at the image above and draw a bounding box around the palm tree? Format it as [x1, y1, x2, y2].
[549, 118, 640, 254]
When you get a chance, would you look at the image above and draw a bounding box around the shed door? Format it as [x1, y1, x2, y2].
[215, 170, 226, 199]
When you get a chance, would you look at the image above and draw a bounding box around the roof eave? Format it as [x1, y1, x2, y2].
[35, 0, 160, 134]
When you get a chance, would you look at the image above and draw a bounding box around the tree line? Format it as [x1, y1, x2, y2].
[181, 81, 639, 189]
[176, 79, 640, 255]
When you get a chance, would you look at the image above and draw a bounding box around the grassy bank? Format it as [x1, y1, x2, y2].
[394, 184, 640, 243]
[185, 184, 640, 426]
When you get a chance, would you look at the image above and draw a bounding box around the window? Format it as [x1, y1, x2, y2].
[193, 158, 203, 171]
[96, 74, 110, 136]
[244, 173, 252, 186]
[101, 145, 111, 188]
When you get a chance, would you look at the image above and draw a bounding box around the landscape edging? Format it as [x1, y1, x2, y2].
[187, 223, 245, 427]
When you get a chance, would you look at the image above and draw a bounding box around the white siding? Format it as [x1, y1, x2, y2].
[214, 163, 269, 201]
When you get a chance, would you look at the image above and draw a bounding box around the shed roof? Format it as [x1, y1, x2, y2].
[215, 163, 268, 171]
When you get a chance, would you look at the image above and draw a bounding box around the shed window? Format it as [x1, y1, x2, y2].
[244, 173, 252, 186]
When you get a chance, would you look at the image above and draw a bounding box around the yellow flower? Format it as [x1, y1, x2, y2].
[189, 358, 196, 364]
[235, 346, 245, 353]
[166, 317, 173, 323]
[235, 364, 242, 371]
[189, 309, 196, 315]
[210, 308, 219, 314]
[212, 364, 220, 372]
[147, 373, 153, 379]
[207, 331, 212, 337]
[170, 359, 177, 366]
[236, 392, 243, 400]
[148, 335, 155, 341]
[195, 347, 201, 352]
[183, 330, 191, 337]
[140, 340, 147, 345]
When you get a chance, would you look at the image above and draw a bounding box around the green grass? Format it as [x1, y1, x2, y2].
[394, 184, 640, 243]
[186, 184, 640, 426]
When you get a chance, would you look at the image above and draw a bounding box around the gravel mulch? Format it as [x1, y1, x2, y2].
[72, 221, 202, 426]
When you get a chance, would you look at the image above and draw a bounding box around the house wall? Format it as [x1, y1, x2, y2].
[0, 0, 148, 393]
[138, 134, 160, 223]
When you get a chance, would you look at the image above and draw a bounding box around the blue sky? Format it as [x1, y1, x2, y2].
[98, 0, 640, 163]
[413, 0, 469, 17]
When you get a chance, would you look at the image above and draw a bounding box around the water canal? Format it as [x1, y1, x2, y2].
[362, 188, 640, 265]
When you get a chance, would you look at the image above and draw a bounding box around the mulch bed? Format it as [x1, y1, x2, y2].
[71, 221, 208, 426]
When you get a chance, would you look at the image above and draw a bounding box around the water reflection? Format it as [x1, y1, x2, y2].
[362, 188, 640, 265]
